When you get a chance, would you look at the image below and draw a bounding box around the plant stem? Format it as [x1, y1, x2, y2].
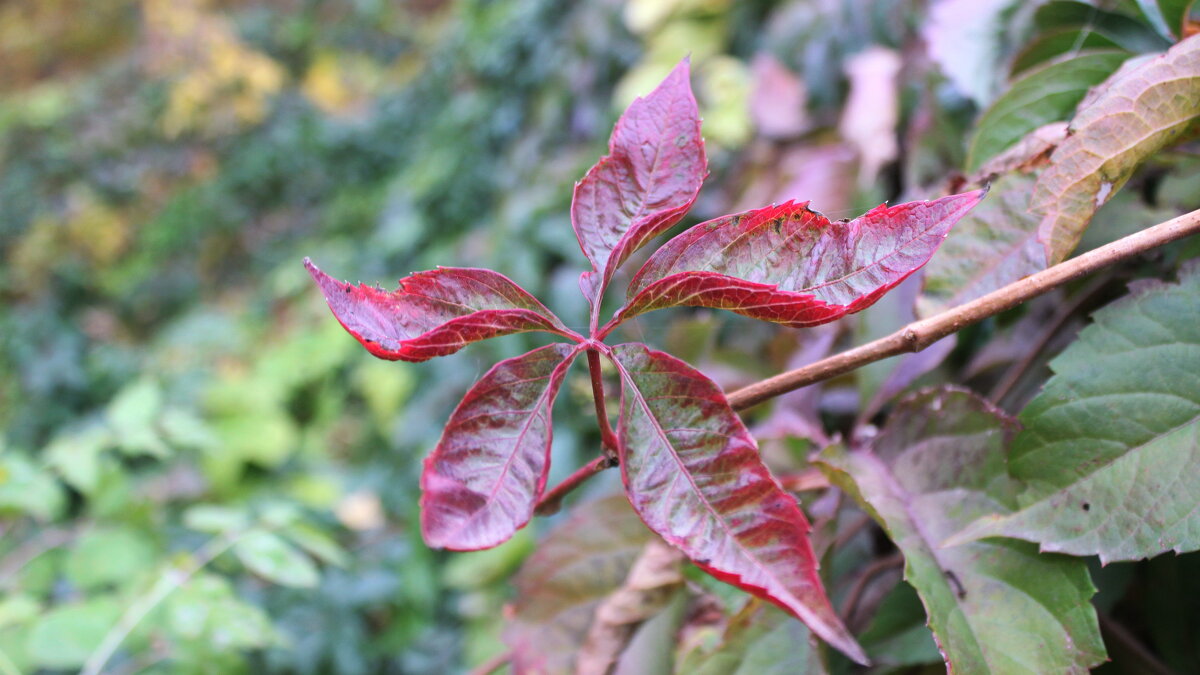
[587, 348, 620, 459]
[727, 208, 1200, 411]
[535, 454, 618, 516]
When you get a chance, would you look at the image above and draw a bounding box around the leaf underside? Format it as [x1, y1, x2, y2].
[949, 262, 1200, 563]
[819, 388, 1105, 674]
[305, 258, 568, 362]
[1032, 34, 1200, 263]
[610, 343, 866, 665]
[572, 59, 707, 313]
[614, 189, 986, 329]
[420, 343, 579, 551]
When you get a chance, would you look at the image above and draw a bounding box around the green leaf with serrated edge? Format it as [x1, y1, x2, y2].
[946, 263, 1200, 563]
[234, 530, 320, 588]
[503, 495, 653, 674]
[675, 601, 824, 675]
[818, 388, 1105, 674]
[967, 51, 1130, 172]
[1032, 34, 1200, 262]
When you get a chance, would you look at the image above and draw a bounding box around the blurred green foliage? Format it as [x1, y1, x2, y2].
[2, 0, 1198, 672]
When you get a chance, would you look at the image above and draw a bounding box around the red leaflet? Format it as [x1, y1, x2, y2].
[572, 59, 707, 319]
[421, 343, 580, 550]
[609, 343, 868, 665]
[607, 190, 987, 332]
[305, 258, 575, 362]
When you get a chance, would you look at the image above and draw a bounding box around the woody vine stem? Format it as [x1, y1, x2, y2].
[535, 208, 1200, 513]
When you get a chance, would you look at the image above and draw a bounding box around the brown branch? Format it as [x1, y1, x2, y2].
[728, 208, 1200, 411]
[534, 454, 618, 516]
[533, 208, 1200, 515]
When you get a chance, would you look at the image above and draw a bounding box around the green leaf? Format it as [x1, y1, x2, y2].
[819, 388, 1105, 673]
[165, 573, 280, 650]
[0, 595, 40, 630]
[107, 377, 169, 458]
[857, 582, 942, 668]
[64, 527, 157, 591]
[25, 597, 122, 669]
[947, 263, 1200, 563]
[281, 522, 352, 569]
[1032, 35, 1200, 262]
[675, 601, 824, 675]
[1156, 0, 1195, 38]
[0, 452, 65, 521]
[234, 530, 320, 588]
[967, 51, 1130, 172]
[1034, 1, 1172, 53]
[183, 504, 251, 534]
[43, 426, 112, 495]
[1010, 29, 1123, 75]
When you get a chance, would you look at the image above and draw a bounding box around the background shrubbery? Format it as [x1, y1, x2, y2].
[2, 1, 1198, 673]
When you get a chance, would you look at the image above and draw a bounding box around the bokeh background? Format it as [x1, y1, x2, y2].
[5, 1, 1196, 673]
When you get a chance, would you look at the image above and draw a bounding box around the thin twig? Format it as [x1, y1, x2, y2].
[727, 209, 1200, 410]
[535, 455, 618, 516]
[469, 649, 513, 675]
[840, 551, 904, 626]
[1098, 612, 1176, 675]
[587, 348, 620, 460]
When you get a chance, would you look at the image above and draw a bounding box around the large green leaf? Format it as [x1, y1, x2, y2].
[819, 388, 1105, 673]
[1032, 34, 1200, 262]
[948, 263, 1200, 563]
[967, 51, 1130, 172]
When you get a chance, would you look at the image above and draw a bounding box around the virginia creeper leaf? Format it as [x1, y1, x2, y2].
[572, 59, 707, 315]
[966, 51, 1131, 172]
[947, 263, 1200, 563]
[420, 343, 579, 551]
[1034, 1, 1171, 54]
[613, 190, 986, 330]
[305, 258, 571, 362]
[1032, 34, 1200, 262]
[504, 495, 654, 674]
[818, 388, 1106, 674]
[609, 343, 867, 665]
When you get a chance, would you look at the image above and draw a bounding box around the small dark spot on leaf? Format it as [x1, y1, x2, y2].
[945, 570, 966, 600]
[1082, 502, 1090, 511]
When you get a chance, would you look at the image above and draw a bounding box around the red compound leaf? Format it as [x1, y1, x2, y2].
[305, 258, 575, 362]
[606, 190, 987, 334]
[421, 343, 581, 550]
[610, 342, 868, 665]
[572, 59, 707, 321]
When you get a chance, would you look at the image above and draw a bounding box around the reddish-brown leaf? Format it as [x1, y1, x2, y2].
[572, 59, 707, 318]
[609, 343, 867, 665]
[421, 343, 580, 551]
[609, 190, 986, 332]
[305, 258, 573, 362]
